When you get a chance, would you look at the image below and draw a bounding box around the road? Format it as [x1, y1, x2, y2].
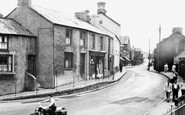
[0, 62, 167, 115]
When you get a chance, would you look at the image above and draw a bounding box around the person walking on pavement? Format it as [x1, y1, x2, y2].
[170, 73, 178, 84]
[164, 79, 172, 102]
[172, 64, 176, 74]
[119, 62, 122, 72]
[172, 80, 180, 102]
[177, 80, 183, 98]
[164, 63, 168, 73]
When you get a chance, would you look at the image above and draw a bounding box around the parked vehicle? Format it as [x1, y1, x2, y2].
[31, 102, 67, 115]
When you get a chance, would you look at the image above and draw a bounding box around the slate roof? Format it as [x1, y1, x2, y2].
[0, 18, 35, 37]
[31, 5, 106, 35]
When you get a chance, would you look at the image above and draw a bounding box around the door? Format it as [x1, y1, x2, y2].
[27, 55, 36, 76]
[80, 53, 85, 79]
[25, 54, 36, 91]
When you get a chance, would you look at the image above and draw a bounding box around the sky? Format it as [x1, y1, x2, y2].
[1, 0, 185, 53]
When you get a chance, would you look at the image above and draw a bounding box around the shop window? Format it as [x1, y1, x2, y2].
[66, 29, 72, 45]
[0, 55, 13, 72]
[80, 31, 86, 46]
[64, 52, 73, 68]
[0, 36, 8, 50]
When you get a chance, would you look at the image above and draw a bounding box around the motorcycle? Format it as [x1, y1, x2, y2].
[32, 102, 67, 115]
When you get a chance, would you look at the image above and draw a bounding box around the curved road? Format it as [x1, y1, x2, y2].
[0, 62, 167, 115]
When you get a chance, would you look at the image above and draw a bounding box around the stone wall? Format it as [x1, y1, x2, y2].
[0, 36, 36, 95]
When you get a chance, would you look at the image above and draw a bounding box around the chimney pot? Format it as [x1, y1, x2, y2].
[97, 2, 107, 14]
[172, 27, 183, 34]
[18, 0, 31, 7]
[75, 11, 90, 23]
[0, 13, 3, 18]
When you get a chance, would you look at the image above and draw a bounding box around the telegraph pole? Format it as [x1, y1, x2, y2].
[159, 25, 161, 42]
[158, 25, 161, 72]
[148, 38, 151, 70]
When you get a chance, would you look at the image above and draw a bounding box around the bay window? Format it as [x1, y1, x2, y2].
[0, 55, 12, 72]
[64, 52, 73, 68]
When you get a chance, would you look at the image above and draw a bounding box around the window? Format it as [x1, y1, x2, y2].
[0, 36, 8, 50]
[108, 38, 111, 53]
[100, 36, 103, 50]
[64, 52, 73, 68]
[80, 31, 86, 46]
[66, 29, 72, 45]
[91, 34, 95, 49]
[0, 55, 12, 72]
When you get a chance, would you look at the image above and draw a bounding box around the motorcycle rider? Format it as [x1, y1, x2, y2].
[41, 95, 56, 115]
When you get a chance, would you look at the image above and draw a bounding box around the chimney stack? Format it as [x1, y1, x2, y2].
[18, 0, 31, 7]
[172, 27, 183, 34]
[97, 2, 107, 15]
[0, 13, 3, 18]
[75, 11, 91, 23]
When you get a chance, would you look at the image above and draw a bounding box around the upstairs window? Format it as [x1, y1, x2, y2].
[108, 38, 111, 53]
[64, 52, 73, 68]
[66, 29, 72, 45]
[91, 34, 95, 49]
[80, 31, 86, 46]
[0, 36, 8, 50]
[0, 55, 12, 72]
[100, 36, 103, 50]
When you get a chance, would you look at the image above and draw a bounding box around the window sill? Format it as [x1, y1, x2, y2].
[0, 49, 9, 52]
[0, 72, 15, 75]
[64, 68, 73, 70]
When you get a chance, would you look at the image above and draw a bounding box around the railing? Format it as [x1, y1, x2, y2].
[25, 72, 40, 94]
[165, 94, 185, 115]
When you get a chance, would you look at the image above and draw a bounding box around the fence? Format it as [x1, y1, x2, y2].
[25, 72, 39, 94]
[165, 94, 185, 115]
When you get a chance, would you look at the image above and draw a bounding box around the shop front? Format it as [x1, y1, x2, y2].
[89, 51, 105, 79]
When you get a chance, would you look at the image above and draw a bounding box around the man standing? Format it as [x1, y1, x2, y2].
[164, 79, 172, 102]
[172, 80, 180, 102]
[172, 64, 176, 74]
[119, 62, 122, 72]
[164, 63, 168, 73]
[41, 95, 56, 115]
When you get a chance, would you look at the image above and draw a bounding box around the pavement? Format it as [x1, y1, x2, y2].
[0, 67, 128, 102]
[145, 67, 185, 115]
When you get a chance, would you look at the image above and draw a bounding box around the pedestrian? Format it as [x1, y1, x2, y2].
[172, 73, 178, 83]
[148, 62, 150, 71]
[164, 63, 168, 73]
[178, 81, 183, 98]
[172, 80, 180, 102]
[172, 64, 176, 74]
[164, 79, 172, 102]
[119, 62, 122, 72]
